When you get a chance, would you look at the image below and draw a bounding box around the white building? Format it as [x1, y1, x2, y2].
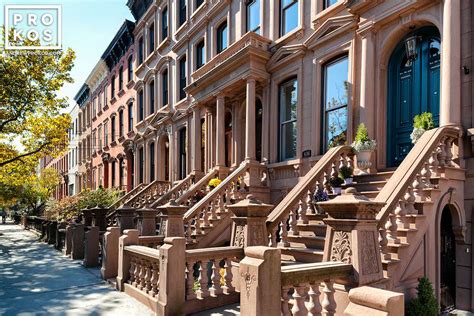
[67, 104, 80, 196]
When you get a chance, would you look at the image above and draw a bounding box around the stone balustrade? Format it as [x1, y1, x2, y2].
[125, 245, 161, 300]
[150, 173, 196, 208]
[126, 180, 172, 209]
[137, 235, 164, 249]
[267, 146, 354, 246]
[175, 168, 219, 206]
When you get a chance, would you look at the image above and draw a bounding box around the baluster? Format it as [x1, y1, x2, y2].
[437, 137, 446, 167]
[322, 281, 336, 316]
[385, 209, 399, 244]
[445, 137, 454, 166]
[209, 259, 222, 296]
[421, 161, 432, 188]
[210, 196, 218, 220]
[297, 198, 308, 224]
[288, 206, 298, 236]
[278, 220, 289, 247]
[429, 150, 439, 178]
[307, 282, 323, 316]
[185, 220, 193, 242]
[128, 257, 136, 285]
[338, 154, 346, 170]
[222, 258, 235, 294]
[150, 261, 159, 297]
[186, 261, 196, 300]
[291, 284, 308, 316]
[305, 189, 314, 216]
[269, 225, 278, 247]
[412, 174, 423, 201]
[281, 286, 292, 316]
[346, 153, 353, 169]
[323, 172, 330, 192]
[395, 197, 408, 230]
[404, 186, 417, 215]
[194, 216, 202, 235]
[138, 259, 146, 290]
[202, 205, 210, 227]
[132, 257, 141, 288]
[144, 260, 152, 293]
[379, 227, 390, 261]
[197, 260, 210, 299]
[330, 161, 338, 180]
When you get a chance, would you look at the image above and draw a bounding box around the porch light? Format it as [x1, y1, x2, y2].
[405, 35, 418, 61]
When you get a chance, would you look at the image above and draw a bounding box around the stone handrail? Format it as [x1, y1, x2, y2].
[150, 173, 195, 208]
[108, 183, 146, 212]
[175, 168, 219, 205]
[375, 126, 461, 256]
[280, 262, 352, 315]
[183, 162, 249, 243]
[184, 246, 244, 301]
[266, 146, 354, 244]
[138, 235, 164, 249]
[126, 180, 172, 209]
[124, 245, 160, 299]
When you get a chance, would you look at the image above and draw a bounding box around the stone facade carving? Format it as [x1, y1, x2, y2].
[360, 230, 379, 275]
[240, 267, 256, 299]
[234, 225, 245, 247]
[330, 231, 352, 264]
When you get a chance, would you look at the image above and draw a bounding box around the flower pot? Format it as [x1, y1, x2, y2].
[333, 187, 342, 195]
[344, 178, 353, 185]
[356, 150, 373, 175]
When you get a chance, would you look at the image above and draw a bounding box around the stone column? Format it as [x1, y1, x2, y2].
[116, 205, 136, 234]
[227, 196, 273, 247]
[318, 188, 385, 286]
[116, 229, 139, 291]
[216, 95, 226, 168]
[84, 226, 100, 268]
[440, 0, 461, 126]
[157, 199, 188, 237]
[192, 106, 203, 177]
[359, 29, 375, 138]
[101, 226, 120, 280]
[245, 78, 256, 161]
[135, 208, 159, 236]
[239, 247, 281, 316]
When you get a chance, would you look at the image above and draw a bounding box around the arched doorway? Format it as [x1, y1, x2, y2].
[387, 26, 440, 167]
[224, 111, 232, 167]
[178, 127, 187, 180]
[440, 206, 456, 311]
[159, 135, 170, 181]
[256, 99, 263, 162]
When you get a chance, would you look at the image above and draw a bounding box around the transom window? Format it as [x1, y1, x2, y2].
[179, 56, 187, 100]
[196, 40, 205, 69]
[161, 7, 168, 41]
[246, 0, 260, 34]
[217, 21, 228, 54]
[279, 77, 298, 161]
[280, 0, 298, 36]
[322, 55, 349, 151]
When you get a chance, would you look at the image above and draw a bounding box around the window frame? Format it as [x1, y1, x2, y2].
[196, 40, 205, 69]
[216, 21, 228, 54]
[246, 0, 261, 34]
[323, 0, 338, 9]
[138, 89, 144, 121]
[138, 37, 144, 64]
[119, 66, 124, 91]
[162, 69, 169, 106]
[179, 0, 187, 27]
[179, 56, 187, 100]
[149, 80, 155, 115]
[128, 55, 133, 82]
[278, 77, 298, 161]
[111, 75, 116, 98]
[161, 7, 168, 41]
[280, 0, 299, 37]
[119, 109, 124, 137]
[128, 102, 134, 132]
[111, 115, 116, 142]
[149, 23, 155, 54]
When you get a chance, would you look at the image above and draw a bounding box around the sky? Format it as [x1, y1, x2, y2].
[1, 0, 134, 112]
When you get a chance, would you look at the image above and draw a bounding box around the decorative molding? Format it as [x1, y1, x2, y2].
[240, 267, 256, 299]
[330, 231, 352, 263]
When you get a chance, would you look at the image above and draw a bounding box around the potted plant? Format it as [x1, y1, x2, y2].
[208, 178, 222, 191]
[352, 123, 376, 175]
[313, 188, 329, 214]
[410, 112, 435, 144]
[329, 176, 344, 195]
[339, 165, 354, 185]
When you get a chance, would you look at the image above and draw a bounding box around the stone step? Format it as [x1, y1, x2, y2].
[353, 171, 394, 183]
[343, 180, 386, 192]
[287, 235, 326, 249]
[296, 223, 327, 237]
[280, 247, 324, 263]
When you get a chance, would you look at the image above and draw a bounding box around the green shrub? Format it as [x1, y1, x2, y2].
[406, 277, 439, 316]
[354, 123, 370, 143]
[413, 112, 434, 130]
[339, 165, 353, 179]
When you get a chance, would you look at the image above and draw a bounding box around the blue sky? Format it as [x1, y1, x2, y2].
[1, 0, 134, 112]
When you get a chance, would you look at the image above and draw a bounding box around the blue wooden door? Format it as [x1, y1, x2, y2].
[387, 27, 440, 167]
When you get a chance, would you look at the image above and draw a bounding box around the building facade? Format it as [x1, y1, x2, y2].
[67, 104, 80, 195]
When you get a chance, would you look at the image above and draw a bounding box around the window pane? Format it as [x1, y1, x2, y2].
[324, 57, 348, 110]
[281, 121, 297, 160]
[325, 0, 338, 8]
[326, 107, 348, 148]
[279, 80, 297, 122]
[247, 0, 260, 33]
[217, 23, 227, 53]
[282, 1, 298, 35]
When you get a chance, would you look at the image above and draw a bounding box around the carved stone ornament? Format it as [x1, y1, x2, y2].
[360, 231, 379, 275]
[240, 267, 256, 299]
[234, 225, 245, 247]
[330, 231, 352, 264]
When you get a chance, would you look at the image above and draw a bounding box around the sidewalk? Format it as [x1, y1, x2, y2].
[0, 223, 153, 316]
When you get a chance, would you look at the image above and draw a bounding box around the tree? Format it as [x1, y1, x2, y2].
[406, 277, 439, 316]
[0, 30, 76, 174]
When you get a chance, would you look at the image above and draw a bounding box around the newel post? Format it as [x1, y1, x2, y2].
[71, 223, 85, 260]
[158, 237, 186, 316]
[135, 207, 159, 236]
[319, 188, 385, 286]
[157, 199, 188, 237]
[116, 204, 137, 234]
[116, 229, 139, 291]
[227, 195, 273, 247]
[91, 206, 108, 232]
[239, 246, 281, 316]
[83, 226, 100, 267]
[101, 226, 120, 280]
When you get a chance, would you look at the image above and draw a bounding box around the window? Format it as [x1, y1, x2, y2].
[179, 57, 187, 100]
[149, 23, 155, 53]
[111, 75, 116, 98]
[138, 90, 144, 121]
[280, 0, 298, 36]
[149, 81, 155, 115]
[322, 56, 349, 150]
[119, 110, 124, 137]
[139, 147, 144, 184]
[128, 102, 134, 132]
[111, 160, 116, 187]
[119, 66, 123, 91]
[92, 130, 97, 154]
[104, 121, 108, 147]
[111, 116, 116, 142]
[162, 69, 169, 106]
[119, 158, 125, 188]
[149, 142, 155, 182]
[217, 21, 228, 54]
[246, 0, 260, 34]
[104, 87, 107, 106]
[279, 78, 298, 161]
[324, 0, 338, 9]
[196, 0, 204, 9]
[179, 0, 186, 26]
[128, 55, 133, 82]
[196, 40, 205, 69]
[161, 7, 168, 41]
[98, 126, 102, 149]
[138, 37, 144, 64]
[92, 99, 97, 117]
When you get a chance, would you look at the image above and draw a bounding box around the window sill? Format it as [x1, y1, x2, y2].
[190, 1, 207, 22]
[103, 146, 109, 152]
[145, 50, 158, 65]
[136, 62, 146, 74]
[92, 116, 97, 122]
[118, 89, 126, 98]
[126, 80, 135, 90]
[174, 21, 189, 40]
[110, 97, 117, 106]
[158, 37, 170, 52]
[271, 26, 305, 50]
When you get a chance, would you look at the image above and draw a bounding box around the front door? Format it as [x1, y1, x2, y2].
[440, 207, 456, 311]
[387, 27, 440, 167]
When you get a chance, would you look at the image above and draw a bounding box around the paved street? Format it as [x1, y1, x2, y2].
[0, 223, 153, 316]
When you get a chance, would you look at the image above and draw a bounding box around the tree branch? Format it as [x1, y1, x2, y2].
[0, 142, 51, 167]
